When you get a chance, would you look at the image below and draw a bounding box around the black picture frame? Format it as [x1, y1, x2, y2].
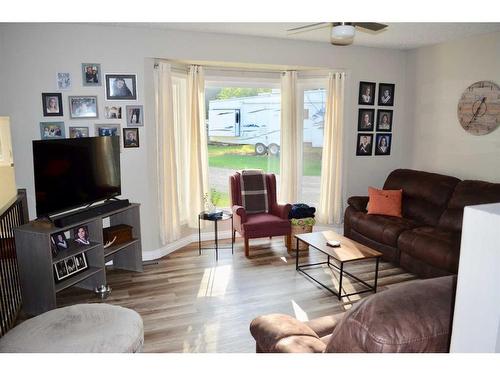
[356, 133, 373, 156]
[376, 109, 393, 132]
[123, 128, 140, 148]
[375, 133, 392, 156]
[358, 108, 375, 131]
[42, 93, 63, 117]
[51, 231, 69, 252]
[105, 74, 137, 100]
[378, 83, 395, 106]
[358, 81, 376, 105]
[73, 225, 91, 246]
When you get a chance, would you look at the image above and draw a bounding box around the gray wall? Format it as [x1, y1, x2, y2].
[406, 31, 500, 182]
[0, 23, 412, 256]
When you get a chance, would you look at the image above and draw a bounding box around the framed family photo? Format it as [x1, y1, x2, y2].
[375, 134, 392, 156]
[358, 81, 376, 105]
[81, 63, 102, 86]
[69, 96, 98, 119]
[56, 72, 71, 90]
[105, 74, 137, 100]
[358, 108, 374, 131]
[123, 128, 139, 148]
[95, 124, 120, 137]
[376, 110, 393, 132]
[356, 133, 373, 156]
[378, 83, 395, 106]
[69, 126, 89, 138]
[104, 105, 122, 119]
[126, 105, 143, 126]
[40, 122, 65, 139]
[42, 93, 63, 117]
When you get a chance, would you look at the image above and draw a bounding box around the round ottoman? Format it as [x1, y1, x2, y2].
[0, 304, 144, 353]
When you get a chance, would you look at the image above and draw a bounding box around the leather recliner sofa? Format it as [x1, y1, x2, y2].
[344, 169, 500, 278]
[250, 276, 456, 353]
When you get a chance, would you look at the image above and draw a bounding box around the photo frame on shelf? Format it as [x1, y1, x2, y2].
[356, 133, 373, 156]
[376, 109, 393, 132]
[358, 108, 375, 131]
[105, 74, 137, 100]
[51, 231, 69, 252]
[42, 93, 63, 117]
[378, 83, 395, 106]
[375, 133, 392, 156]
[53, 252, 88, 282]
[358, 81, 376, 105]
[73, 225, 91, 246]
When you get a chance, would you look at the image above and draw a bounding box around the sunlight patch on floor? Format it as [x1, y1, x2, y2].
[197, 264, 232, 298]
[291, 299, 309, 321]
[280, 256, 288, 263]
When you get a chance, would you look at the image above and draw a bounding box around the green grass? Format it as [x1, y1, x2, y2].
[208, 144, 322, 176]
[207, 143, 323, 207]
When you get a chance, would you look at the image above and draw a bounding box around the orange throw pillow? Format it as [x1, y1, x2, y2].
[367, 187, 403, 217]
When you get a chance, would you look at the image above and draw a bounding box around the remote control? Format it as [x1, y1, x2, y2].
[327, 240, 341, 247]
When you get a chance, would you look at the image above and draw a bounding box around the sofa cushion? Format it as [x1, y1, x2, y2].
[438, 180, 500, 232]
[348, 210, 421, 247]
[397, 227, 461, 274]
[383, 169, 460, 226]
[242, 213, 290, 233]
[367, 187, 402, 217]
[325, 276, 456, 353]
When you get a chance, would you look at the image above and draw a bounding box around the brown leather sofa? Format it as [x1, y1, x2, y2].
[250, 276, 456, 353]
[344, 169, 500, 278]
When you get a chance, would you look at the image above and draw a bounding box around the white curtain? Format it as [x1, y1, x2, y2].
[186, 65, 209, 227]
[317, 72, 345, 225]
[154, 62, 182, 244]
[279, 71, 300, 203]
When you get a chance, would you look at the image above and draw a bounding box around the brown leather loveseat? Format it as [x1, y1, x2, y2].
[344, 169, 500, 278]
[250, 276, 456, 353]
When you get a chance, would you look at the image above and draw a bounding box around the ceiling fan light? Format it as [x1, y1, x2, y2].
[331, 25, 355, 45]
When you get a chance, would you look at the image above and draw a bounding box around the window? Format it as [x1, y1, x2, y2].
[298, 81, 327, 207]
[205, 82, 281, 207]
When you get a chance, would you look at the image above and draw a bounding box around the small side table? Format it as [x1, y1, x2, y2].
[198, 210, 233, 261]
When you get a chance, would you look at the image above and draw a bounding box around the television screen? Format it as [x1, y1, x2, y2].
[33, 136, 121, 217]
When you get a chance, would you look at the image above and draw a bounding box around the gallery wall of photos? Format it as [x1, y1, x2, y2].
[356, 81, 395, 156]
[39, 64, 143, 149]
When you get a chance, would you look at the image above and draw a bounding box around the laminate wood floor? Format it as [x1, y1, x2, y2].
[56, 237, 417, 353]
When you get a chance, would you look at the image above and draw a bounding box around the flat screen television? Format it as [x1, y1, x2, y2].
[33, 136, 121, 218]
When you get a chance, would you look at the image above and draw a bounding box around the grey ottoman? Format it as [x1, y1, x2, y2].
[0, 304, 144, 353]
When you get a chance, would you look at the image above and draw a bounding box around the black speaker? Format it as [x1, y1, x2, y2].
[53, 199, 130, 228]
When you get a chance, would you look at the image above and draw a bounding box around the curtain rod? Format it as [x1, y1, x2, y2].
[153, 61, 342, 76]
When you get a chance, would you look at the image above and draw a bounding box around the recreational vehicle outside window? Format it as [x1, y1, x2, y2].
[205, 84, 281, 207]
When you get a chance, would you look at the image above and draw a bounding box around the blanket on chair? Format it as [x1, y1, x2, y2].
[239, 170, 269, 214]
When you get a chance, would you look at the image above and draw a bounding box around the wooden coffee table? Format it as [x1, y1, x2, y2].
[295, 231, 382, 300]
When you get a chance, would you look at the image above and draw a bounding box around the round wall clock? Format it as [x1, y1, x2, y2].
[457, 80, 500, 135]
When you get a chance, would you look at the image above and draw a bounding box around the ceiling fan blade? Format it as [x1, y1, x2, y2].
[352, 22, 388, 31]
[286, 22, 332, 35]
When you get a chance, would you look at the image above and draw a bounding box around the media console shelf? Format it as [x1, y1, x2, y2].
[14, 203, 143, 316]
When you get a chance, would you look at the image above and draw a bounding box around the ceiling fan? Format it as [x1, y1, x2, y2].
[287, 22, 388, 46]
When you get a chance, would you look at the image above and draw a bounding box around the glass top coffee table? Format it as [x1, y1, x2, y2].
[294, 231, 382, 300]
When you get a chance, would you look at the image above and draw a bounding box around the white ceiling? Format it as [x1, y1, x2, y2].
[131, 22, 500, 50]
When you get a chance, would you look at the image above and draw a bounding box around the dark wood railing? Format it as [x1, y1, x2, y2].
[0, 189, 28, 337]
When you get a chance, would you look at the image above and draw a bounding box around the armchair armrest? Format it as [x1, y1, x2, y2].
[232, 205, 247, 223]
[271, 203, 292, 220]
[250, 314, 326, 353]
[347, 196, 369, 213]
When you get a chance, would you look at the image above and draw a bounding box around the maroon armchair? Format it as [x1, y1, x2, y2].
[230, 172, 292, 257]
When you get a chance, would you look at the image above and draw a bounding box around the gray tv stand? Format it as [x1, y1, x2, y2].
[14, 203, 143, 316]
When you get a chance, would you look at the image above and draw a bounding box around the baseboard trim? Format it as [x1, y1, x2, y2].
[142, 225, 343, 261]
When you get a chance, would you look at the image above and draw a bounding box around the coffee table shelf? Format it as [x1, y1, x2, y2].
[295, 231, 382, 300]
